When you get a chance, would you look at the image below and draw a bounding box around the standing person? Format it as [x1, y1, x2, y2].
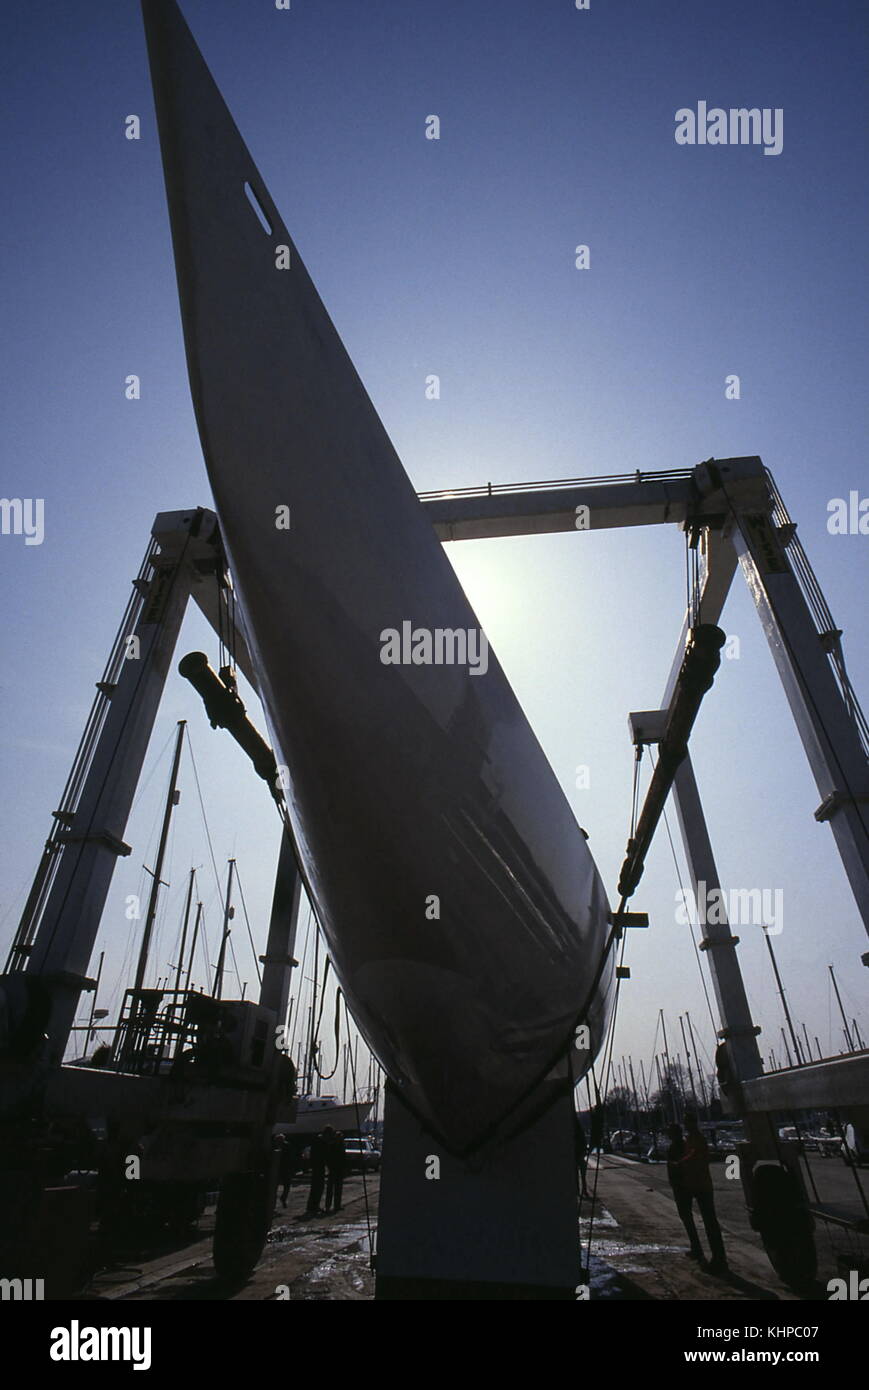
[589, 1102, 605, 1155]
[666, 1122, 703, 1261]
[275, 1134, 296, 1208]
[306, 1129, 328, 1215]
[675, 1111, 728, 1275]
[324, 1127, 346, 1213]
[575, 1115, 591, 1199]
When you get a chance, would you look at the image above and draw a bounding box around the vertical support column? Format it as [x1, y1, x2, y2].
[670, 753, 816, 1291]
[670, 755, 763, 1091]
[25, 555, 193, 1061]
[258, 828, 301, 1023]
[732, 512, 869, 941]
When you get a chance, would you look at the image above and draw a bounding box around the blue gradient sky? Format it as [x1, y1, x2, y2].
[1, 0, 867, 1089]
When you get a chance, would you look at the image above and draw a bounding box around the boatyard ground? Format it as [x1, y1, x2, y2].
[81, 1152, 867, 1302]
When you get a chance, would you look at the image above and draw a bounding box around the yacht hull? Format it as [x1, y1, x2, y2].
[143, 0, 614, 1155]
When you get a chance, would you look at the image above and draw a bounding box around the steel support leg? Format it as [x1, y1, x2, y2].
[670, 753, 816, 1290]
[732, 512, 869, 942]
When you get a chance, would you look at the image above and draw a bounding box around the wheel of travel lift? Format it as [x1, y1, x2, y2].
[750, 1163, 818, 1295]
[212, 1170, 272, 1284]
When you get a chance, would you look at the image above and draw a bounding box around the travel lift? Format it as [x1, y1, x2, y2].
[124, 0, 862, 1305]
[1, 458, 866, 1296]
[0, 509, 302, 1291]
[420, 454, 869, 1292]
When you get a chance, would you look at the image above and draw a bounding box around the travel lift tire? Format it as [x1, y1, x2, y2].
[750, 1162, 818, 1296]
[213, 1169, 274, 1285]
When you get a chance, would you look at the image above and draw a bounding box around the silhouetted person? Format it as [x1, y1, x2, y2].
[666, 1122, 703, 1261]
[324, 1127, 346, 1212]
[275, 1135, 296, 1208]
[575, 1115, 591, 1198]
[306, 1130, 328, 1214]
[674, 1111, 727, 1274]
[589, 1102, 605, 1153]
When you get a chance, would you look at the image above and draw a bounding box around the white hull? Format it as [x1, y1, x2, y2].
[145, 0, 615, 1155]
[276, 1097, 374, 1137]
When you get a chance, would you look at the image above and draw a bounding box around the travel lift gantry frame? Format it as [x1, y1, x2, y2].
[419, 452, 869, 1290]
[0, 507, 302, 1291]
[2, 458, 866, 1295]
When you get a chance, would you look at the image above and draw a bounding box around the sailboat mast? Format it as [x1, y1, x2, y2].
[685, 1011, 708, 1110]
[184, 901, 204, 992]
[829, 964, 855, 1051]
[174, 867, 196, 996]
[679, 1015, 699, 1108]
[132, 720, 185, 994]
[213, 857, 236, 1000]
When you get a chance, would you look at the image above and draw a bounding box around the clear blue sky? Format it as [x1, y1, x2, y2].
[1, 0, 867, 1091]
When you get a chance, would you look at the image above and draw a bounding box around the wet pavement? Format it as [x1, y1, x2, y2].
[88, 1154, 864, 1300]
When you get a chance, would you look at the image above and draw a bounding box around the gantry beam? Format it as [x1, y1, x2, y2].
[421, 457, 770, 542]
[421, 456, 869, 950]
[741, 1050, 869, 1112]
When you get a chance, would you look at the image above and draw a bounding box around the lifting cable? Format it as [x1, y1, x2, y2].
[308, 953, 331, 1052]
[288, 905, 314, 1063]
[582, 926, 630, 1281]
[313, 986, 343, 1081]
[308, 955, 342, 1079]
[685, 528, 702, 629]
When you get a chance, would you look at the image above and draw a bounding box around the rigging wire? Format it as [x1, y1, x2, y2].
[183, 728, 223, 906]
[344, 995, 376, 1269]
[183, 726, 227, 991]
[582, 921, 630, 1279]
[233, 864, 263, 988]
[579, 753, 645, 1269]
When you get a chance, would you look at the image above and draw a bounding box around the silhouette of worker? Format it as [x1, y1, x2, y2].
[306, 1129, 328, 1214]
[589, 1102, 605, 1153]
[666, 1122, 703, 1260]
[324, 1128, 346, 1213]
[275, 1134, 297, 1208]
[575, 1115, 591, 1199]
[673, 1111, 728, 1275]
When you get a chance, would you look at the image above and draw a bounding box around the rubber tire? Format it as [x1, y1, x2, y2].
[213, 1171, 271, 1285]
[752, 1164, 817, 1294]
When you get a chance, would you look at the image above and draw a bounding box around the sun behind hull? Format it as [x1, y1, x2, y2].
[143, 0, 614, 1155]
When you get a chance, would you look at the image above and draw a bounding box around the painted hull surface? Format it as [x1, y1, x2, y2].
[143, 0, 614, 1154]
